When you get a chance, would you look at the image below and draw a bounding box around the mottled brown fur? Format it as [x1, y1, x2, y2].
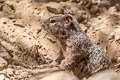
[42, 14, 109, 79]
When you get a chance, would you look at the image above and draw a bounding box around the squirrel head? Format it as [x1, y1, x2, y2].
[42, 14, 81, 40]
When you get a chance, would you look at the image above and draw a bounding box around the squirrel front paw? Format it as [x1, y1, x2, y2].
[59, 59, 73, 70]
[59, 62, 66, 70]
[48, 61, 59, 68]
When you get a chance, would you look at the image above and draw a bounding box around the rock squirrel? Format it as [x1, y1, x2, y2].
[42, 14, 109, 79]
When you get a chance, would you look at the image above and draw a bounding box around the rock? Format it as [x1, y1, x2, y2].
[59, 0, 68, 2]
[88, 70, 120, 80]
[117, 57, 120, 63]
[80, 24, 88, 32]
[0, 0, 4, 3]
[0, 57, 8, 71]
[107, 28, 120, 61]
[46, 2, 64, 14]
[15, 69, 31, 79]
[6, 68, 14, 77]
[30, 71, 79, 80]
[41, 71, 79, 80]
[76, 10, 90, 23]
[0, 42, 11, 61]
[70, 7, 90, 23]
[0, 74, 9, 80]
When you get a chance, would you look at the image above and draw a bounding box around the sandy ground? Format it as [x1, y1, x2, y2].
[0, 0, 120, 80]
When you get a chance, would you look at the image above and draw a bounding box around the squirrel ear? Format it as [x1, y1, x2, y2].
[64, 14, 73, 24]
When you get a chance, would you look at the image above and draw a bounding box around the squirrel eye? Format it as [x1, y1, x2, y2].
[50, 19, 56, 23]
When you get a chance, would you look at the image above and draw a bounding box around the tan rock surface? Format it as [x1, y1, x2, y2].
[0, 57, 8, 71]
[88, 70, 120, 80]
[29, 71, 79, 80]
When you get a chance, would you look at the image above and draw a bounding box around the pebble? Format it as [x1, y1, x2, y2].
[46, 2, 64, 14]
